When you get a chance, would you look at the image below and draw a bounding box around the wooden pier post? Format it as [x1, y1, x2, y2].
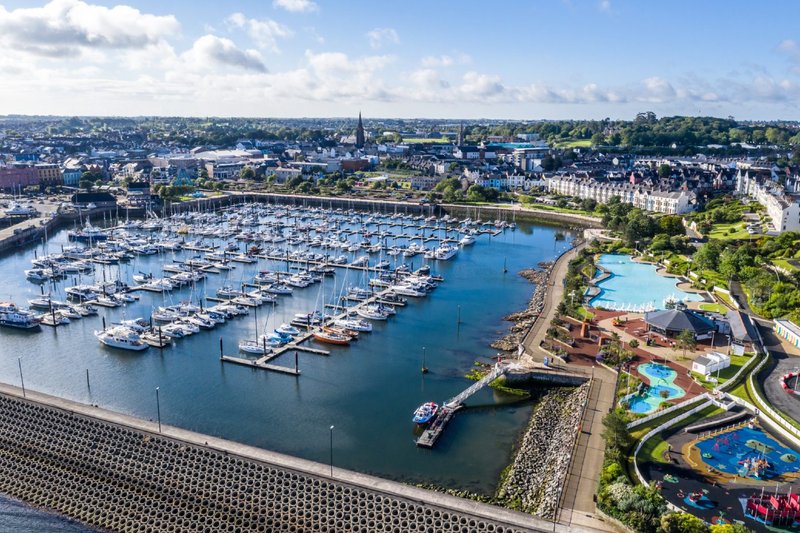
[295, 351, 298, 374]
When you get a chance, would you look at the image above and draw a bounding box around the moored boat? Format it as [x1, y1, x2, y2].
[412, 402, 439, 424]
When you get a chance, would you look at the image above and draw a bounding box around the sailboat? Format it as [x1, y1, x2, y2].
[238, 305, 280, 354]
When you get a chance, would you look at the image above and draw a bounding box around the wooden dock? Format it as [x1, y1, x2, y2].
[220, 355, 300, 375]
[416, 364, 509, 448]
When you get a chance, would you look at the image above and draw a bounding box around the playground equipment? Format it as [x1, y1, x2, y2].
[780, 372, 799, 395]
[746, 491, 800, 527]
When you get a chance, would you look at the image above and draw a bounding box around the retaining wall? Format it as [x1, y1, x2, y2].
[0, 383, 566, 533]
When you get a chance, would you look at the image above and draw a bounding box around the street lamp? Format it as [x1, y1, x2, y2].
[155, 387, 162, 433]
[329, 425, 335, 477]
[17, 357, 25, 398]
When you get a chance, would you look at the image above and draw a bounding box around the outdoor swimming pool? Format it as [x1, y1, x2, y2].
[622, 363, 686, 414]
[589, 254, 703, 311]
[696, 426, 800, 479]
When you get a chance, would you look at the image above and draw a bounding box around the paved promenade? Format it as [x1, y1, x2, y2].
[518, 237, 617, 533]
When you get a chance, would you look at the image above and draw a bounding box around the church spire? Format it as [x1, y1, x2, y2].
[355, 111, 365, 149]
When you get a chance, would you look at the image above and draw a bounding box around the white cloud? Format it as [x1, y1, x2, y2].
[0, 0, 179, 58]
[226, 12, 293, 52]
[421, 53, 471, 68]
[366, 28, 399, 50]
[599, 0, 611, 11]
[641, 76, 677, 101]
[273, 0, 318, 13]
[182, 35, 267, 73]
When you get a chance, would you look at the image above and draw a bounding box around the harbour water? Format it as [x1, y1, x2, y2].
[0, 207, 574, 518]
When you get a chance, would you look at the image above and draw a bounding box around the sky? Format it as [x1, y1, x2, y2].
[0, 0, 799, 120]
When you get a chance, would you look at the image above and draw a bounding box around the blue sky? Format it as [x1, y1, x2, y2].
[0, 0, 799, 119]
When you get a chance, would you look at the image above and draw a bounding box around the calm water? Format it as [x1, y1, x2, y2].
[590, 254, 703, 311]
[0, 210, 573, 520]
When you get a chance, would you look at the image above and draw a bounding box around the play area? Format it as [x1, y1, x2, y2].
[622, 362, 687, 414]
[695, 425, 800, 479]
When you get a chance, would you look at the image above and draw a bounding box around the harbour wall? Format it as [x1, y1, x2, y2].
[0, 382, 576, 533]
[505, 369, 588, 387]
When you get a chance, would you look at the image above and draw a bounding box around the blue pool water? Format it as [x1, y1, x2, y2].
[696, 427, 800, 479]
[622, 363, 686, 414]
[589, 254, 703, 311]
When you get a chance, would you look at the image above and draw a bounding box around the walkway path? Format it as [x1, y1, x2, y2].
[520, 241, 585, 365]
[515, 236, 616, 532]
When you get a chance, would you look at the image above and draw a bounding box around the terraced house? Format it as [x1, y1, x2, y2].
[545, 174, 695, 214]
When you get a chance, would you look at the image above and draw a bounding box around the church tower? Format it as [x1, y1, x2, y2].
[457, 121, 464, 145]
[355, 112, 365, 149]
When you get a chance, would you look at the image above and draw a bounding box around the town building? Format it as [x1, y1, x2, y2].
[735, 170, 800, 233]
[35, 163, 63, 188]
[0, 166, 39, 191]
[545, 175, 694, 214]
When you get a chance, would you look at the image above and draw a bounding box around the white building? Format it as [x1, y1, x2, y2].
[546, 175, 694, 214]
[691, 351, 731, 376]
[735, 170, 800, 233]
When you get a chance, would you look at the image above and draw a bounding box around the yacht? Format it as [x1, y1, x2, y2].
[5, 202, 37, 216]
[95, 326, 148, 351]
[459, 234, 476, 246]
[333, 317, 373, 332]
[0, 302, 41, 329]
[434, 243, 458, 261]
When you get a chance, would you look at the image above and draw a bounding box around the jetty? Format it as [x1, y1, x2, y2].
[416, 363, 509, 448]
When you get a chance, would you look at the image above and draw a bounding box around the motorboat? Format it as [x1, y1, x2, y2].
[95, 326, 148, 351]
[412, 402, 439, 424]
[356, 305, 389, 321]
[0, 302, 41, 330]
[459, 234, 476, 246]
[276, 323, 301, 336]
[333, 317, 373, 332]
[434, 243, 458, 261]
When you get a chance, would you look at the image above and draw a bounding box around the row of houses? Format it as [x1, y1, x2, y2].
[545, 175, 695, 214]
[735, 170, 800, 232]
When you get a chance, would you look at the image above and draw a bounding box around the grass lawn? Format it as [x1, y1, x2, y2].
[690, 355, 752, 389]
[520, 201, 595, 216]
[708, 221, 751, 241]
[575, 306, 595, 321]
[774, 258, 799, 273]
[555, 139, 593, 148]
[635, 405, 724, 465]
[699, 302, 728, 313]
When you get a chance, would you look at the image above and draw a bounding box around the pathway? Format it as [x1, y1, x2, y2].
[516, 237, 616, 532]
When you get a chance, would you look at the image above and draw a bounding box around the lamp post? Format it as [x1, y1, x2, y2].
[155, 387, 162, 433]
[17, 357, 25, 398]
[329, 425, 335, 477]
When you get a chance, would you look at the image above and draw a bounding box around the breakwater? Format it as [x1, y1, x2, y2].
[0, 383, 571, 533]
[492, 264, 552, 353]
[495, 382, 591, 519]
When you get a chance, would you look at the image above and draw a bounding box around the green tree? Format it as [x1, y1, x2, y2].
[658, 216, 684, 236]
[693, 240, 723, 271]
[239, 166, 255, 180]
[601, 411, 633, 451]
[658, 164, 672, 179]
[591, 132, 605, 146]
[675, 329, 697, 358]
[660, 512, 709, 533]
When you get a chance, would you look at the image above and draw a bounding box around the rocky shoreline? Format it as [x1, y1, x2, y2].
[495, 382, 590, 518]
[491, 261, 554, 353]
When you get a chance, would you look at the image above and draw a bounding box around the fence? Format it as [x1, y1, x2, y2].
[632, 399, 713, 512]
[626, 393, 709, 430]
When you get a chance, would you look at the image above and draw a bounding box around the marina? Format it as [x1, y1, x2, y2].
[0, 201, 575, 495]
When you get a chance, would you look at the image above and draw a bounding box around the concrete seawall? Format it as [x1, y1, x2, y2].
[0, 382, 587, 533]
